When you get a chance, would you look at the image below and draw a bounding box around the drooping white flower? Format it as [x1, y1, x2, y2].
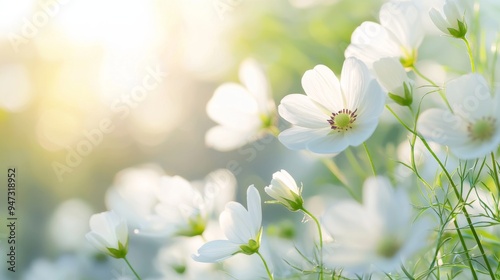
[205, 58, 275, 151]
[345, 0, 424, 68]
[417, 73, 500, 159]
[85, 211, 129, 259]
[265, 169, 304, 211]
[429, 0, 468, 38]
[278, 58, 385, 154]
[373, 57, 414, 106]
[193, 185, 262, 263]
[322, 177, 429, 274]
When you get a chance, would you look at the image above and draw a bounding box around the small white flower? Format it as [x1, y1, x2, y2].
[265, 170, 304, 211]
[429, 0, 468, 38]
[417, 73, 500, 159]
[345, 1, 424, 68]
[278, 58, 385, 154]
[322, 177, 429, 274]
[206, 58, 275, 151]
[85, 211, 128, 259]
[193, 185, 262, 263]
[373, 57, 414, 106]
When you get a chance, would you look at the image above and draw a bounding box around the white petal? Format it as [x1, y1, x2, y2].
[278, 94, 329, 128]
[85, 232, 109, 252]
[278, 126, 331, 151]
[417, 108, 469, 147]
[246, 185, 262, 237]
[345, 118, 379, 147]
[341, 58, 379, 112]
[345, 21, 401, 67]
[207, 83, 260, 129]
[379, 1, 423, 49]
[322, 201, 373, 243]
[373, 57, 407, 92]
[205, 125, 257, 151]
[355, 79, 386, 118]
[446, 74, 493, 120]
[301, 65, 343, 112]
[239, 58, 271, 113]
[443, 0, 462, 28]
[306, 131, 350, 154]
[452, 135, 500, 159]
[429, 8, 450, 34]
[192, 240, 241, 263]
[274, 169, 299, 194]
[220, 202, 253, 244]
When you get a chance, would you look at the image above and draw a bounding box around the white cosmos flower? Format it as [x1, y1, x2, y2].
[85, 211, 128, 259]
[373, 57, 414, 106]
[322, 177, 429, 274]
[278, 58, 385, 154]
[429, 0, 468, 38]
[206, 58, 275, 151]
[417, 73, 500, 159]
[345, 0, 424, 68]
[265, 169, 304, 211]
[193, 185, 262, 263]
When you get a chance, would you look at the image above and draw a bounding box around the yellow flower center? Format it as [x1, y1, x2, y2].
[328, 109, 357, 132]
[468, 117, 496, 141]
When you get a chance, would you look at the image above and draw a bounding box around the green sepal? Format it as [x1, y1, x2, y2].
[107, 240, 128, 259]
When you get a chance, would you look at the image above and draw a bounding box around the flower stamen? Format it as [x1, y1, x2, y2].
[467, 116, 496, 141]
[328, 109, 358, 132]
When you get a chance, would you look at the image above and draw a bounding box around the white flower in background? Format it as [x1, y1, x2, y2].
[345, 0, 424, 68]
[265, 169, 304, 211]
[278, 58, 385, 154]
[373, 57, 414, 106]
[85, 211, 129, 259]
[155, 175, 207, 237]
[417, 74, 500, 159]
[429, 0, 468, 38]
[322, 177, 429, 274]
[105, 166, 164, 234]
[193, 185, 262, 263]
[206, 58, 275, 151]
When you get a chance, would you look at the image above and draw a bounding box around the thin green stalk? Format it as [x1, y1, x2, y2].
[302, 208, 324, 280]
[411, 66, 452, 112]
[321, 158, 359, 201]
[257, 251, 274, 280]
[345, 148, 366, 178]
[363, 142, 376, 176]
[462, 37, 476, 72]
[491, 153, 500, 195]
[451, 207, 478, 280]
[123, 257, 142, 280]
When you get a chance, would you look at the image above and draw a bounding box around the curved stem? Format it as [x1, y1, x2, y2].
[462, 37, 476, 72]
[123, 257, 142, 280]
[321, 158, 359, 201]
[256, 251, 274, 280]
[491, 153, 500, 195]
[302, 208, 324, 280]
[411, 66, 452, 112]
[363, 142, 376, 176]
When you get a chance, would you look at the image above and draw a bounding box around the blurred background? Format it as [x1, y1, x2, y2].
[0, 0, 390, 279]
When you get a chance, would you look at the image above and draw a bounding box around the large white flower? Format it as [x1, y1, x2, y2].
[429, 0, 468, 38]
[278, 58, 385, 154]
[322, 177, 429, 274]
[206, 58, 275, 151]
[193, 185, 262, 263]
[345, 0, 424, 68]
[417, 73, 500, 159]
[85, 211, 129, 259]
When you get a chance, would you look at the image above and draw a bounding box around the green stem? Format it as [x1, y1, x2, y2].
[411, 66, 452, 112]
[462, 37, 476, 72]
[123, 257, 142, 280]
[302, 208, 324, 280]
[451, 207, 478, 280]
[256, 251, 274, 280]
[491, 153, 500, 195]
[363, 142, 376, 176]
[321, 158, 359, 201]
